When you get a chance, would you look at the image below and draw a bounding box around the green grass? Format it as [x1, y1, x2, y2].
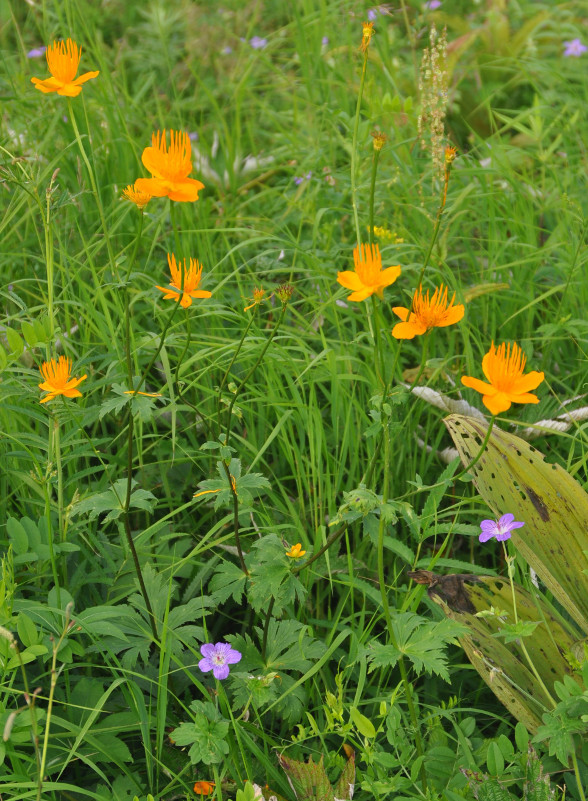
[1, 0, 588, 799]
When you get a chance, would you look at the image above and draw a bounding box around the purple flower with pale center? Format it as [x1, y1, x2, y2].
[27, 46, 46, 58]
[198, 642, 242, 680]
[367, 8, 378, 21]
[479, 513, 524, 543]
[563, 38, 587, 57]
[249, 36, 267, 50]
[424, 0, 442, 8]
[294, 171, 312, 185]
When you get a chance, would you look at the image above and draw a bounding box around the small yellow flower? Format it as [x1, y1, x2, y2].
[31, 38, 99, 97]
[360, 21, 375, 52]
[38, 356, 87, 404]
[461, 341, 544, 415]
[244, 287, 267, 312]
[155, 253, 212, 309]
[368, 226, 404, 244]
[121, 183, 152, 210]
[286, 543, 306, 559]
[445, 145, 458, 164]
[392, 284, 464, 339]
[135, 130, 205, 203]
[371, 131, 387, 151]
[337, 243, 401, 302]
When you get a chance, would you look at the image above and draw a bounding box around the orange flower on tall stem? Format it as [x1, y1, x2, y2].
[38, 356, 87, 404]
[461, 341, 544, 415]
[135, 130, 204, 202]
[155, 253, 212, 308]
[31, 39, 99, 97]
[392, 284, 464, 339]
[122, 183, 152, 210]
[337, 243, 401, 302]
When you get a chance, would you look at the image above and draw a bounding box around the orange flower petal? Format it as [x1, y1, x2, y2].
[31, 76, 62, 93]
[379, 265, 402, 286]
[510, 371, 545, 395]
[337, 270, 365, 291]
[461, 376, 497, 396]
[167, 179, 205, 202]
[72, 70, 100, 86]
[483, 392, 512, 415]
[437, 304, 465, 326]
[391, 306, 412, 321]
[134, 177, 169, 197]
[347, 287, 374, 302]
[391, 320, 427, 340]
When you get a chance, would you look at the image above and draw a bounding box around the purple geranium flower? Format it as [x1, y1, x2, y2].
[198, 642, 242, 680]
[424, 0, 442, 8]
[563, 38, 587, 57]
[367, 8, 378, 21]
[479, 513, 524, 543]
[27, 46, 46, 58]
[322, 36, 329, 47]
[249, 36, 267, 50]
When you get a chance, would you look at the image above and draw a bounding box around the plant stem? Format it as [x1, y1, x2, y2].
[351, 49, 370, 245]
[377, 420, 428, 792]
[370, 295, 385, 387]
[54, 415, 66, 584]
[261, 596, 275, 661]
[67, 99, 117, 278]
[221, 459, 248, 574]
[414, 156, 453, 293]
[37, 605, 73, 801]
[224, 303, 288, 449]
[216, 315, 255, 439]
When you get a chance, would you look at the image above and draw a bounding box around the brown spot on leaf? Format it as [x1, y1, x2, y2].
[525, 486, 550, 521]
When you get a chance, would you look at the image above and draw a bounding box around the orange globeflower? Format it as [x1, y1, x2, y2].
[122, 183, 152, 210]
[392, 284, 464, 339]
[337, 243, 401, 302]
[193, 780, 215, 796]
[155, 253, 212, 308]
[39, 356, 87, 404]
[461, 341, 544, 416]
[31, 38, 99, 97]
[134, 130, 205, 202]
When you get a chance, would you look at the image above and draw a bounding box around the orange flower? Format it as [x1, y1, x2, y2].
[461, 341, 544, 415]
[39, 356, 87, 404]
[122, 183, 152, 209]
[134, 130, 205, 202]
[360, 21, 375, 52]
[391, 284, 464, 339]
[193, 780, 215, 796]
[244, 287, 267, 312]
[286, 543, 306, 559]
[31, 39, 99, 97]
[155, 253, 212, 308]
[337, 243, 401, 302]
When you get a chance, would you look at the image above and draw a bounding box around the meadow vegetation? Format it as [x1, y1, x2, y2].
[1, 1, 588, 800]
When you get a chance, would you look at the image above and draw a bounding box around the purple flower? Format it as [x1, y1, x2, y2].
[479, 513, 524, 543]
[294, 171, 312, 185]
[563, 38, 587, 57]
[27, 46, 46, 58]
[322, 36, 329, 47]
[222, 45, 233, 55]
[249, 36, 267, 50]
[367, 8, 378, 21]
[198, 642, 242, 680]
[424, 0, 442, 8]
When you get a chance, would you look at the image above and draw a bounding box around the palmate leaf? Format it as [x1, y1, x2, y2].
[444, 415, 588, 634]
[410, 570, 581, 733]
[366, 613, 467, 682]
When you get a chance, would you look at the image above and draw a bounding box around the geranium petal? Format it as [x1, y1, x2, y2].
[212, 664, 230, 680]
[499, 513, 515, 526]
[225, 649, 242, 664]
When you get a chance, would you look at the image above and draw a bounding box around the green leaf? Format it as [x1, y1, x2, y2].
[72, 479, 156, 523]
[5, 328, 23, 357]
[366, 614, 466, 681]
[6, 517, 28, 555]
[17, 613, 38, 648]
[170, 714, 229, 765]
[209, 561, 247, 604]
[492, 620, 541, 644]
[349, 707, 376, 738]
[444, 415, 588, 633]
[486, 741, 505, 776]
[278, 754, 334, 801]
